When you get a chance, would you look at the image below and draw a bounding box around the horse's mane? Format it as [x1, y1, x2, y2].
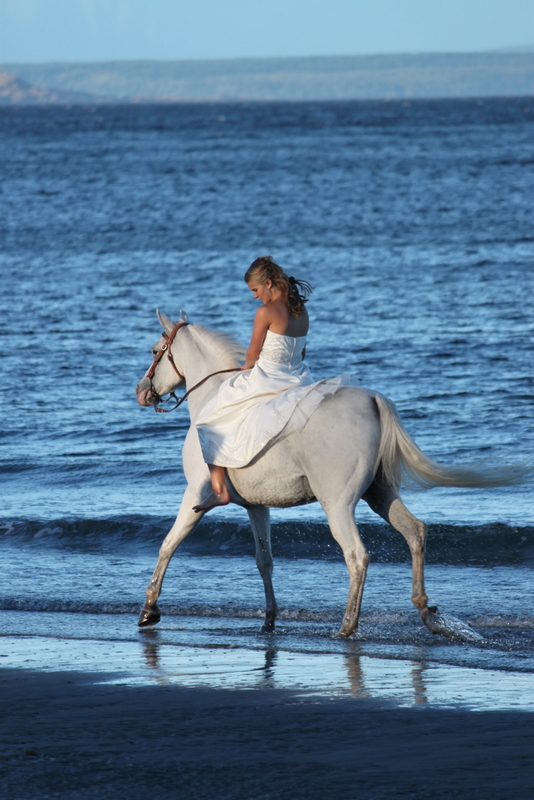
[190, 323, 245, 367]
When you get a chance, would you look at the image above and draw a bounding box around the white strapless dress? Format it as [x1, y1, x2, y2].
[196, 330, 345, 468]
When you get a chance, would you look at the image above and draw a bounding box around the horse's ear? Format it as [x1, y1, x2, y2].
[156, 309, 174, 335]
[179, 309, 190, 323]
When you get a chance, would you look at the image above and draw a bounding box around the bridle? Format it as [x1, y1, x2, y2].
[145, 321, 240, 413]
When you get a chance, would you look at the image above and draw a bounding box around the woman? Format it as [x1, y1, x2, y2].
[193, 256, 343, 512]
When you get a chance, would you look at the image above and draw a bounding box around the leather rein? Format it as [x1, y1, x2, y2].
[146, 322, 240, 414]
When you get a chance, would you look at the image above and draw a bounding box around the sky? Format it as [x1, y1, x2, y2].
[1, 0, 533, 64]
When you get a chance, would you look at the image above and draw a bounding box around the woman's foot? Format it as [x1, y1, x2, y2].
[193, 489, 230, 513]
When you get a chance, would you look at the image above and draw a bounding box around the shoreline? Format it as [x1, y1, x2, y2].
[2, 666, 533, 799]
[2, 627, 534, 712]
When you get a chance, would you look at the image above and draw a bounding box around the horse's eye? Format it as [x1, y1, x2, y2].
[152, 348, 158, 356]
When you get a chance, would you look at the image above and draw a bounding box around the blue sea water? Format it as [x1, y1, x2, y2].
[0, 99, 533, 705]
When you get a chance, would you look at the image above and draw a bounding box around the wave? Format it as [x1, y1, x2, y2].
[0, 597, 336, 622]
[2, 597, 532, 634]
[2, 599, 533, 654]
[0, 516, 533, 565]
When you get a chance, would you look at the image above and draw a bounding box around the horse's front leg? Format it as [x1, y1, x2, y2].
[247, 505, 278, 632]
[138, 484, 206, 627]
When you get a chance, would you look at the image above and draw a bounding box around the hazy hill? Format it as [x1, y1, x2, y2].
[1, 51, 534, 103]
[0, 71, 100, 104]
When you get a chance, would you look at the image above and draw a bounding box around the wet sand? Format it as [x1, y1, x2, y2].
[2, 667, 533, 800]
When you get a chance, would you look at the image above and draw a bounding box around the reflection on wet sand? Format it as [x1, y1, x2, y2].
[141, 629, 166, 684]
[255, 646, 278, 689]
[1, 629, 532, 712]
[343, 647, 370, 699]
[140, 632, 434, 705]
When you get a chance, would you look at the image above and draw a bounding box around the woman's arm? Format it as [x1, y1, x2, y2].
[241, 305, 271, 369]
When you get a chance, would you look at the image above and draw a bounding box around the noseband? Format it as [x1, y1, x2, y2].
[146, 321, 239, 414]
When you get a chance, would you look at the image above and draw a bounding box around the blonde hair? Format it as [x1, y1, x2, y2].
[244, 256, 313, 318]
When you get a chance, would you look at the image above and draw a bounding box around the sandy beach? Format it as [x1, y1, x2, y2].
[2, 666, 533, 800]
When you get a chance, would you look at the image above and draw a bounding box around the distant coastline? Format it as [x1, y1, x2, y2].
[1, 50, 534, 104]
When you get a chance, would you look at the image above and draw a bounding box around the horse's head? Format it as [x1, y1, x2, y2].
[135, 309, 190, 408]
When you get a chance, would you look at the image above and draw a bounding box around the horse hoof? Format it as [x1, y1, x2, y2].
[138, 604, 161, 627]
[422, 608, 484, 642]
[261, 618, 275, 633]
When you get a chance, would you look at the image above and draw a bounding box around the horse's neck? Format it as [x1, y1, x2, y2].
[185, 369, 234, 420]
[180, 329, 239, 419]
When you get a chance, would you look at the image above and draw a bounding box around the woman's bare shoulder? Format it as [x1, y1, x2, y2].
[254, 303, 273, 323]
[268, 302, 308, 336]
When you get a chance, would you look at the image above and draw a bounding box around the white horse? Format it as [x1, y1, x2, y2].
[135, 310, 529, 641]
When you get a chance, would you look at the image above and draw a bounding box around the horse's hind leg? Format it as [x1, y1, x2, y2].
[363, 481, 485, 641]
[322, 501, 369, 638]
[362, 480, 431, 624]
[247, 506, 278, 632]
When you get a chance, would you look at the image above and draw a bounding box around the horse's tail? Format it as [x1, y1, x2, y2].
[373, 393, 532, 491]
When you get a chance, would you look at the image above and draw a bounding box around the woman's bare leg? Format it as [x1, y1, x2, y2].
[193, 464, 231, 512]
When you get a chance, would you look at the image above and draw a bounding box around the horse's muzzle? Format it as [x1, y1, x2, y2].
[136, 377, 160, 407]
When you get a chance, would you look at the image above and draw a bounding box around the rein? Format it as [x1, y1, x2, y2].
[146, 321, 240, 414]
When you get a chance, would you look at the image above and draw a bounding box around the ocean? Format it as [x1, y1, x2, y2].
[0, 98, 533, 709]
